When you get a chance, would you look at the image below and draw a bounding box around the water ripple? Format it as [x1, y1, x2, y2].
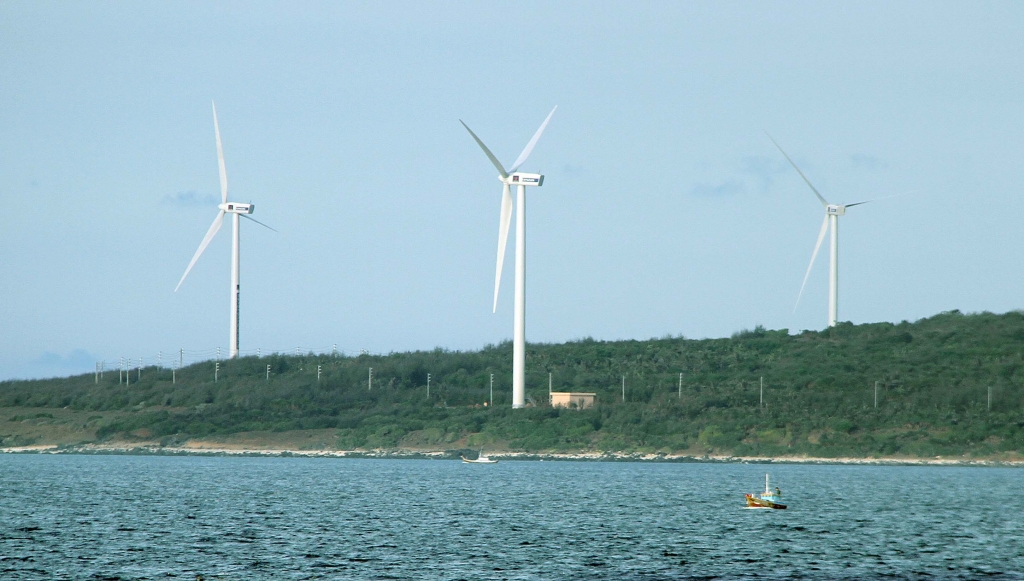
[0, 456, 1022, 580]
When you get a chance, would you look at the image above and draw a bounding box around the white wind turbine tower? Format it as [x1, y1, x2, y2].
[175, 102, 275, 358]
[461, 106, 557, 409]
[768, 134, 872, 328]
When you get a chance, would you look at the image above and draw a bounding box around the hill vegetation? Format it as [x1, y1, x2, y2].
[2, 310, 1023, 459]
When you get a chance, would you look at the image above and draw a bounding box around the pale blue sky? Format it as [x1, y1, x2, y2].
[2, 1, 1023, 379]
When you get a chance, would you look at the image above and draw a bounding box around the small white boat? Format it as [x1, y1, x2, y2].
[461, 451, 497, 464]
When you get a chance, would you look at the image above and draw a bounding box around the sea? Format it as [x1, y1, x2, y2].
[0, 454, 1021, 580]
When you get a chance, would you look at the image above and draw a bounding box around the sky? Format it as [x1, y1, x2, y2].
[1, 1, 1023, 380]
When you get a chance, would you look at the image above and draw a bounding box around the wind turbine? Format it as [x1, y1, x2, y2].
[461, 106, 557, 409]
[768, 134, 871, 328]
[175, 102, 275, 358]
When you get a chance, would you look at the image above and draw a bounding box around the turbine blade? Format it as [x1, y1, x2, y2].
[241, 213, 277, 232]
[460, 120, 508, 179]
[794, 214, 830, 312]
[765, 131, 829, 207]
[509, 106, 557, 173]
[175, 210, 225, 292]
[493, 183, 513, 313]
[213, 101, 228, 204]
[845, 189, 919, 208]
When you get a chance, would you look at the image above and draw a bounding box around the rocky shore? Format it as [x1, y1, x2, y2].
[2, 442, 1021, 467]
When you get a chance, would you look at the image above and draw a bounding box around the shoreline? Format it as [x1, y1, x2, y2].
[1, 443, 1021, 467]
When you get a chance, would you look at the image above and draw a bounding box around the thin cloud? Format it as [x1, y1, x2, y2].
[741, 155, 789, 178]
[33, 349, 98, 375]
[850, 153, 887, 170]
[162, 191, 219, 207]
[741, 155, 790, 194]
[688, 180, 745, 197]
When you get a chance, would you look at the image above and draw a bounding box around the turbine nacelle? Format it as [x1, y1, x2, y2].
[826, 204, 845, 216]
[219, 202, 255, 215]
[501, 172, 544, 187]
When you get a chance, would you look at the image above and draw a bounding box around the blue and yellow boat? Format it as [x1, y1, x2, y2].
[745, 474, 787, 509]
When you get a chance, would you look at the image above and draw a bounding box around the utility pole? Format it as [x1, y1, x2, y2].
[427, 373, 431, 398]
[874, 381, 879, 409]
[158, 351, 162, 368]
[332, 344, 337, 357]
[100, 361, 104, 380]
[217, 346, 221, 360]
[622, 375, 625, 402]
[215, 362, 219, 382]
[172, 364, 176, 384]
[760, 377, 764, 408]
[179, 348, 183, 370]
[368, 367, 373, 391]
[548, 372, 552, 397]
[266, 364, 270, 381]
[95, 362, 99, 384]
[125, 359, 130, 385]
[679, 372, 683, 400]
[317, 365, 322, 382]
[257, 347, 261, 358]
[490, 373, 493, 407]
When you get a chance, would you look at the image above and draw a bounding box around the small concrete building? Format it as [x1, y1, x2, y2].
[550, 392, 596, 409]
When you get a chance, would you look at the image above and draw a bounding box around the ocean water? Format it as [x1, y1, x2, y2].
[0, 455, 1021, 580]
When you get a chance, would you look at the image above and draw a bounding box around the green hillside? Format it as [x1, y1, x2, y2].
[2, 310, 1023, 458]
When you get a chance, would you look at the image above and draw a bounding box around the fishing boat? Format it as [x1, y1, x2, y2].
[745, 473, 786, 509]
[461, 451, 497, 464]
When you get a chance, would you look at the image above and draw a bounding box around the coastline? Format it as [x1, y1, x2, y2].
[1, 443, 1021, 467]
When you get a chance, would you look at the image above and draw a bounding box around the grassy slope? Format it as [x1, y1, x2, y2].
[1, 310, 1022, 458]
